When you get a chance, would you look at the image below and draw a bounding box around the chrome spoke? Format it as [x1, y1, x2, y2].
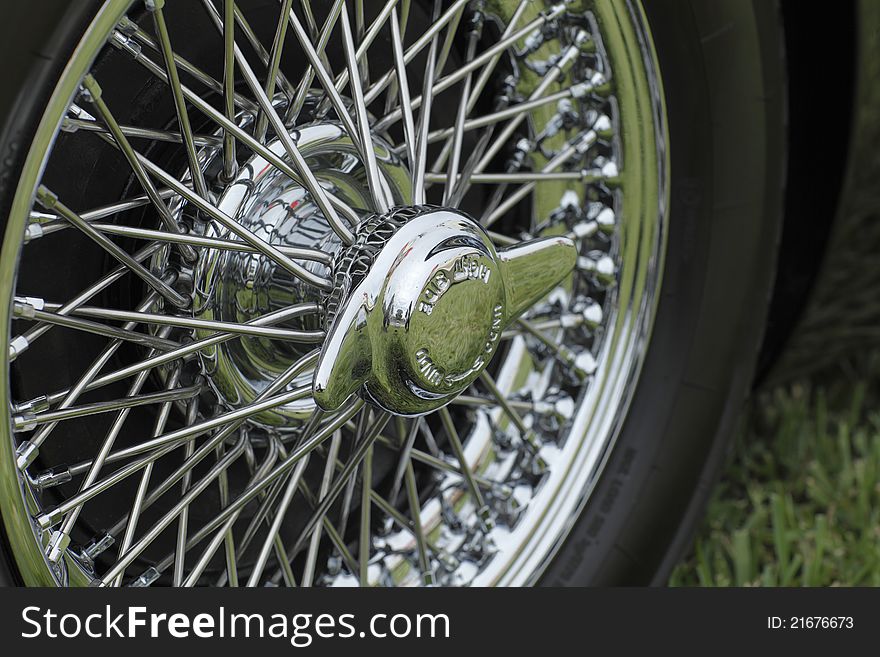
[62, 117, 221, 148]
[373, 3, 566, 130]
[404, 460, 432, 584]
[107, 31, 360, 242]
[291, 411, 390, 555]
[15, 305, 179, 353]
[254, 0, 294, 142]
[91, 129, 337, 288]
[117, 16, 259, 113]
[473, 42, 584, 175]
[150, 0, 210, 199]
[79, 75, 198, 263]
[287, 0, 345, 123]
[301, 430, 341, 587]
[387, 418, 420, 506]
[229, 2, 295, 98]
[34, 384, 314, 531]
[31, 187, 175, 233]
[389, 6, 416, 169]
[15, 294, 162, 470]
[110, 364, 183, 587]
[327, 0, 400, 99]
[99, 433, 249, 585]
[358, 442, 373, 586]
[427, 169, 616, 184]
[443, 20, 479, 204]
[221, 0, 237, 180]
[182, 438, 280, 587]
[340, 7, 390, 212]
[482, 128, 602, 228]
[45, 323, 175, 564]
[17, 385, 200, 430]
[122, 399, 364, 585]
[35, 186, 188, 309]
[80, 222, 332, 264]
[438, 407, 491, 531]
[201, 0, 356, 245]
[245, 455, 310, 587]
[9, 242, 161, 361]
[362, 0, 468, 105]
[283, 3, 364, 155]
[172, 419, 195, 587]
[41, 304, 317, 404]
[420, 81, 604, 150]
[411, 7, 439, 205]
[40, 303, 324, 342]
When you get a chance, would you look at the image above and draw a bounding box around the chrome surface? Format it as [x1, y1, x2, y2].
[314, 206, 576, 415]
[0, 0, 668, 587]
[191, 122, 409, 425]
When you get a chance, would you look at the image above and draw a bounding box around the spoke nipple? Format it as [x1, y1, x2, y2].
[110, 29, 142, 58]
[576, 256, 597, 273]
[35, 512, 54, 531]
[30, 465, 72, 491]
[571, 350, 598, 381]
[13, 395, 49, 414]
[552, 394, 576, 421]
[34, 185, 58, 209]
[80, 75, 102, 102]
[60, 117, 79, 134]
[576, 30, 596, 54]
[9, 334, 30, 361]
[527, 454, 549, 477]
[570, 74, 602, 99]
[493, 484, 515, 500]
[16, 441, 39, 470]
[130, 566, 161, 587]
[46, 530, 71, 564]
[530, 398, 550, 415]
[477, 505, 495, 532]
[570, 220, 598, 240]
[68, 103, 96, 121]
[436, 550, 461, 572]
[595, 205, 616, 230]
[24, 223, 44, 243]
[116, 15, 136, 34]
[593, 114, 613, 137]
[12, 413, 37, 433]
[83, 533, 116, 562]
[521, 429, 543, 454]
[13, 296, 45, 319]
[580, 301, 603, 329]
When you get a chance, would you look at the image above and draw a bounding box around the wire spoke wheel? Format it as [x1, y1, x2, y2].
[1, 0, 667, 587]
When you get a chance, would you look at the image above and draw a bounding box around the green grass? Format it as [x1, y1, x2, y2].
[669, 356, 880, 586]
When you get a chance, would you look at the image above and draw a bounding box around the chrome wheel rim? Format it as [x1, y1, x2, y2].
[1, 0, 667, 586]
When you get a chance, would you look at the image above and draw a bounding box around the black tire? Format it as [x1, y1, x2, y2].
[0, 0, 786, 586]
[541, 0, 786, 585]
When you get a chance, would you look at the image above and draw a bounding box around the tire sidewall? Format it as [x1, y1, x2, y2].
[541, 0, 785, 585]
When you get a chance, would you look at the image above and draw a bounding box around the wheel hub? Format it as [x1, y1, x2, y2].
[314, 205, 577, 416]
[192, 122, 410, 425]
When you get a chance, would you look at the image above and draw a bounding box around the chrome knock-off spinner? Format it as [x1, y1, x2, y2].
[314, 206, 577, 416]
